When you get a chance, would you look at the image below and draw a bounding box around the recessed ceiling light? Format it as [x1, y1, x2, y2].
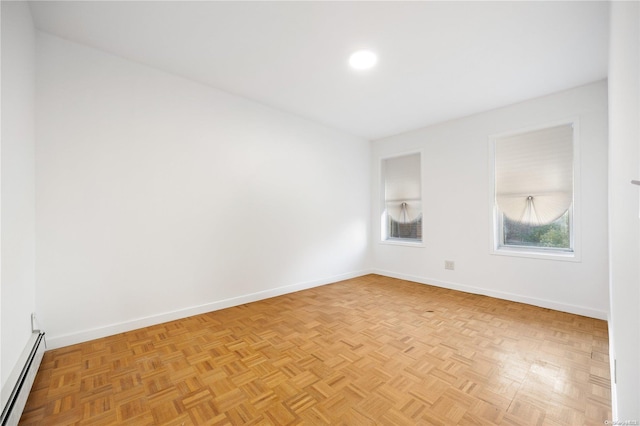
[349, 49, 377, 70]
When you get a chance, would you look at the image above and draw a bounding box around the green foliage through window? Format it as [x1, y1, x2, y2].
[503, 211, 570, 249]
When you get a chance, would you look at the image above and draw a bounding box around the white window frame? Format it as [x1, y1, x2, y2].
[379, 151, 424, 247]
[488, 118, 581, 262]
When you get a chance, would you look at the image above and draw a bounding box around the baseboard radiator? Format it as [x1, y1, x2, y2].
[0, 332, 46, 426]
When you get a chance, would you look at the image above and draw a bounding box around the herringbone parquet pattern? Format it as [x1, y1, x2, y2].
[20, 274, 611, 425]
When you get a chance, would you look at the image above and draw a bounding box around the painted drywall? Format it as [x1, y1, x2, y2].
[35, 33, 370, 349]
[371, 81, 609, 319]
[1, 1, 37, 392]
[608, 1, 640, 419]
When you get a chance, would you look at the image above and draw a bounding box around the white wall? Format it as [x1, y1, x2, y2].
[1, 1, 37, 391]
[35, 33, 370, 349]
[608, 1, 640, 419]
[371, 81, 609, 319]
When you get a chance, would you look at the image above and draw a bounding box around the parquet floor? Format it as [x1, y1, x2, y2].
[20, 274, 611, 425]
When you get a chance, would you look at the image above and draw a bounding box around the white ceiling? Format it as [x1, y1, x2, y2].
[28, 1, 609, 140]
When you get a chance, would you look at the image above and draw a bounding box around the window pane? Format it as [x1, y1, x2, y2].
[503, 210, 570, 249]
[388, 216, 422, 240]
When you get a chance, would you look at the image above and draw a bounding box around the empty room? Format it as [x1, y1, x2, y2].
[2, 1, 639, 425]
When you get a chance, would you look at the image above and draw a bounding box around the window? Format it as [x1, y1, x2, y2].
[492, 123, 574, 255]
[381, 153, 422, 243]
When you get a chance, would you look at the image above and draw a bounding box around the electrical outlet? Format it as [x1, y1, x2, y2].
[444, 260, 455, 270]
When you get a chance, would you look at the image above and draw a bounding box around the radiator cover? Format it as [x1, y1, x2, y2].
[0, 332, 46, 426]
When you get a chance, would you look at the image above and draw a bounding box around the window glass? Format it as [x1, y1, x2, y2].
[388, 215, 422, 240]
[502, 210, 570, 250]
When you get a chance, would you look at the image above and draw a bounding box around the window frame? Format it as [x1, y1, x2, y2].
[379, 151, 425, 247]
[488, 119, 581, 262]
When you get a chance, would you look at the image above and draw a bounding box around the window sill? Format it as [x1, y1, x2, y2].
[491, 246, 580, 262]
[380, 239, 424, 248]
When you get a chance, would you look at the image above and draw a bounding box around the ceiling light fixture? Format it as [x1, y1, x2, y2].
[349, 49, 377, 70]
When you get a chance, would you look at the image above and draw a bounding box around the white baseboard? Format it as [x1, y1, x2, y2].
[46, 270, 371, 349]
[372, 269, 608, 320]
[607, 313, 618, 419]
[46, 268, 607, 349]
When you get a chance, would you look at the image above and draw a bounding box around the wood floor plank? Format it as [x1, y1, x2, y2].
[20, 274, 611, 425]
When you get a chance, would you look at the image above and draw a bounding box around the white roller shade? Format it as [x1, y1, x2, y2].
[495, 124, 573, 225]
[384, 154, 421, 223]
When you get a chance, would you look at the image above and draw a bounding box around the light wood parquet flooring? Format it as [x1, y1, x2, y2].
[20, 274, 611, 425]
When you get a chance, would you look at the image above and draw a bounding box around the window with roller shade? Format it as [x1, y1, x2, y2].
[493, 123, 574, 253]
[382, 153, 422, 243]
